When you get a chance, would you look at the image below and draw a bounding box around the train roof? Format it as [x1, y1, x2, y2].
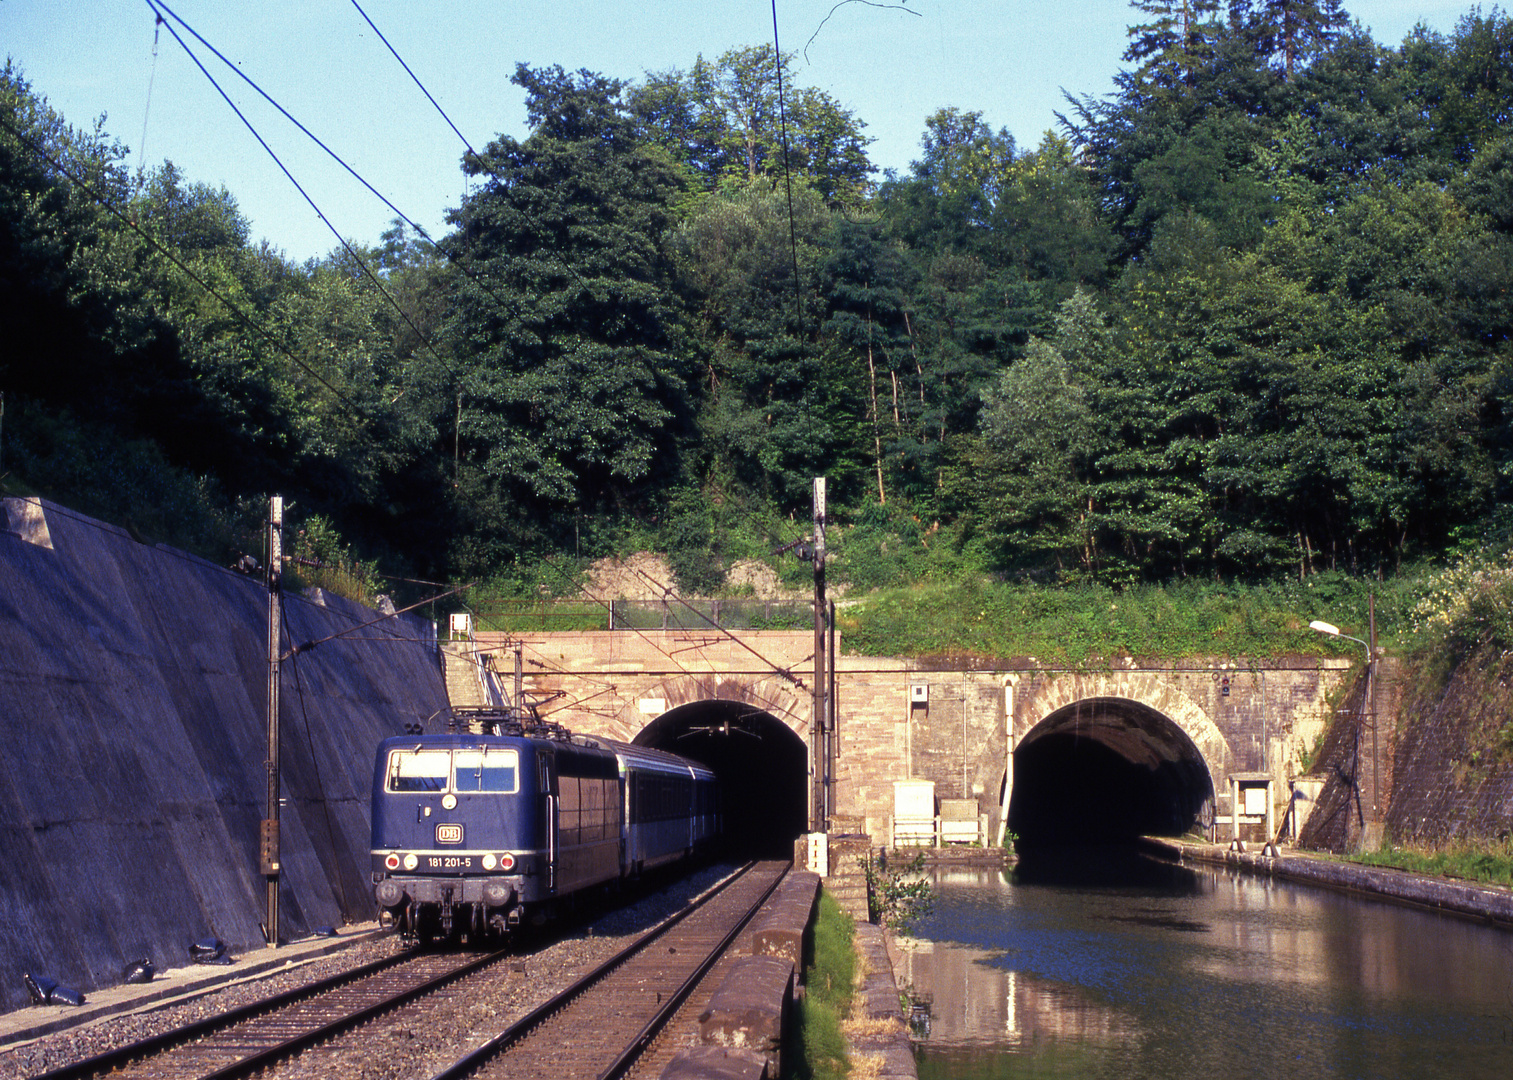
[375, 730, 713, 780]
[574, 736, 716, 780]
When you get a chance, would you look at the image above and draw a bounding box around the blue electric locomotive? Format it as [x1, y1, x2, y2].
[370, 710, 718, 941]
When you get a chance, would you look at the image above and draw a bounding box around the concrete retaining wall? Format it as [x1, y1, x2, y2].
[0, 498, 448, 1012]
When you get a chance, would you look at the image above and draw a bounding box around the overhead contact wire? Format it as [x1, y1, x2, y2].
[149, 2, 527, 326]
[348, 0, 591, 295]
[625, 564, 802, 686]
[152, 0, 441, 253]
[0, 114, 354, 408]
[349, 0, 482, 163]
[143, 1, 449, 372]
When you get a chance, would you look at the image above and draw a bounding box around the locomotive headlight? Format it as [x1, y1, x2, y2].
[403, 853, 419, 871]
[498, 852, 516, 871]
[482, 853, 497, 870]
[384, 853, 401, 871]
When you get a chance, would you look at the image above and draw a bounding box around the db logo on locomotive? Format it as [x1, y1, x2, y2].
[435, 823, 463, 845]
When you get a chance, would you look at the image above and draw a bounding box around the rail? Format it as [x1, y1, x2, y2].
[428, 859, 789, 1080]
[33, 949, 507, 1080]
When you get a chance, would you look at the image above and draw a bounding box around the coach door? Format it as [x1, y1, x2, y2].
[538, 748, 557, 893]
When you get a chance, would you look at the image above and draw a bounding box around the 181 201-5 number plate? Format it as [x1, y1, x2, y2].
[425, 855, 473, 869]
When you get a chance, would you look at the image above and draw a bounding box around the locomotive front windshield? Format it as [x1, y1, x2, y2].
[385, 746, 519, 794]
[453, 748, 518, 792]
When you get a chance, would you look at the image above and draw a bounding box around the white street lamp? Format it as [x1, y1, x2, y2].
[1310, 615, 1379, 824]
[1309, 620, 1369, 651]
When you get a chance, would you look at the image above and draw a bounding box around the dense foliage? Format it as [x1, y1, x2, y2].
[3, 3, 1512, 607]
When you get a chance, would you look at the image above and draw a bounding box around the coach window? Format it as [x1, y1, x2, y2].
[387, 749, 451, 792]
[453, 748, 519, 793]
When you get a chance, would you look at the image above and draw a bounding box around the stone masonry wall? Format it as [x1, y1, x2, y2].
[1386, 650, 1513, 845]
[488, 630, 1350, 854]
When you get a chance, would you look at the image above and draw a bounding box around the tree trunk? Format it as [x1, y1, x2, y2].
[865, 304, 886, 505]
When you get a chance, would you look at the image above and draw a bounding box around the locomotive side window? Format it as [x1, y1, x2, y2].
[387, 749, 451, 792]
[452, 748, 519, 793]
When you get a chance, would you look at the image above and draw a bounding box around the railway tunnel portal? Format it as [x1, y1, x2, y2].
[634, 700, 808, 855]
[466, 630, 1350, 852]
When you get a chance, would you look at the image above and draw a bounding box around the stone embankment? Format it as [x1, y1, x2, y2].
[1141, 837, 1513, 926]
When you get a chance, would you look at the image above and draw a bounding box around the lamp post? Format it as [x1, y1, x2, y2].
[1310, 609, 1378, 821]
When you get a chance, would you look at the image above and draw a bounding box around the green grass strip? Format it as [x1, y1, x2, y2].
[795, 889, 856, 1080]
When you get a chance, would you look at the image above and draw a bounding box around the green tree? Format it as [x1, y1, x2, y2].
[1124, 0, 1224, 91]
[628, 45, 873, 206]
[445, 64, 695, 562]
[1231, 0, 1351, 79]
[977, 325, 1100, 572]
[673, 178, 866, 505]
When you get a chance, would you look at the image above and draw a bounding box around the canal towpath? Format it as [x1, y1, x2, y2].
[1140, 836, 1513, 927]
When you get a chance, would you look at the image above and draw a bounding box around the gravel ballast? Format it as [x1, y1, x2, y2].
[0, 862, 739, 1080]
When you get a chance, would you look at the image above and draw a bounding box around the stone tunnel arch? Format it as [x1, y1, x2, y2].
[633, 700, 808, 856]
[1008, 696, 1217, 846]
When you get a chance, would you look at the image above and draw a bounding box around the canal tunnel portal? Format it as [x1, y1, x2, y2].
[1009, 697, 1216, 846]
[633, 700, 808, 856]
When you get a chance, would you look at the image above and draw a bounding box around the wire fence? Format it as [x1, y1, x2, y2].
[470, 599, 815, 633]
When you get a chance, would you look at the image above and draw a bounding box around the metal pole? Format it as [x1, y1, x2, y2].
[514, 644, 524, 716]
[1368, 590, 1378, 821]
[263, 496, 283, 948]
[812, 477, 827, 834]
[827, 597, 837, 827]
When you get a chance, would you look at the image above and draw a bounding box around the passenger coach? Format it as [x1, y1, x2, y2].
[370, 711, 717, 941]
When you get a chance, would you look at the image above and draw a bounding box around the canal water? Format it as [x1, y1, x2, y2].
[901, 848, 1513, 1079]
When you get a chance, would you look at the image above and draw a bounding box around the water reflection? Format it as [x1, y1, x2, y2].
[906, 848, 1513, 1080]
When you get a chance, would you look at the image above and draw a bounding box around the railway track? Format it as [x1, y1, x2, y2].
[32, 948, 507, 1080]
[27, 860, 787, 1080]
[431, 859, 790, 1080]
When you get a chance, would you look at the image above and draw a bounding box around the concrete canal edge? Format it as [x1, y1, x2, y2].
[1140, 837, 1513, 927]
[826, 847, 1015, 1080]
[850, 921, 917, 1079]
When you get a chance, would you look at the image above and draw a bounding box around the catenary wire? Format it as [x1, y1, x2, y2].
[770, 0, 804, 330]
[143, 1, 452, 375]
[151, 0, 444, 251]
[147, 0, 523, 325]
[0, 113, 356, 410]
[135, 12, 162, 184]
[349, 0, 483, 164]
[624, 563, 803, 686]
[348, 0, 595, 294]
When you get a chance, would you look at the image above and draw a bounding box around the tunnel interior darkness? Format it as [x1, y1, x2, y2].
[634, 700, 808, 856]
[1008, 697, 1215, 847]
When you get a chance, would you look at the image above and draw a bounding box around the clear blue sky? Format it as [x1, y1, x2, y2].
[0, 1, 1482, 262]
